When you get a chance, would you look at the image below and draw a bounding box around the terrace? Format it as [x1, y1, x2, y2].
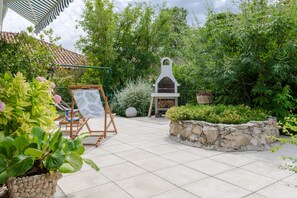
[56, 117, 297, 198]
[1, 1, 297, 198]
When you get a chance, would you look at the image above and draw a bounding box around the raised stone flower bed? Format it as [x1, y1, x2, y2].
[169, 117, 279, 151]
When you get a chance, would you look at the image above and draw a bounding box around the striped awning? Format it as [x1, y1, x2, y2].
[2, 0, 73, 33]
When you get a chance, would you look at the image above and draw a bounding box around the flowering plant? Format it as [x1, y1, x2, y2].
[0, 72, 58, 136]
[0, 72, 99, 186]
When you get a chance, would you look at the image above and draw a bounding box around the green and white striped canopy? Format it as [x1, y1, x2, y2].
[1, 0, 73, 33]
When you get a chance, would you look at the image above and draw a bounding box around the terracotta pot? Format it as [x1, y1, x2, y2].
[7, 172, 62, 198]
[196, 93, 213, 104]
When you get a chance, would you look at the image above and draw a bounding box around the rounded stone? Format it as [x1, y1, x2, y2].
[125, 107, 137, 118]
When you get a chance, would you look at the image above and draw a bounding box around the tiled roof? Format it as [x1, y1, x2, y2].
[0, 31, 87, 66]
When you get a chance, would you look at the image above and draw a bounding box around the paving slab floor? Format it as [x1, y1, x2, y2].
[56, 116, 297, 198]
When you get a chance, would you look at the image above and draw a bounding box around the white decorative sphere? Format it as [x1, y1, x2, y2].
[125, 107, 137, 117]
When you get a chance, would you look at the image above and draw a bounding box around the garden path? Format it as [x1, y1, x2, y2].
[56, 116, 297, 198]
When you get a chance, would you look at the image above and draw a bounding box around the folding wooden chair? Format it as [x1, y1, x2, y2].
[68, 85, 117, 146]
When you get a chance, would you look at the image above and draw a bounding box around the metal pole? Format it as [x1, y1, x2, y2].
[0, 0, 3, 31]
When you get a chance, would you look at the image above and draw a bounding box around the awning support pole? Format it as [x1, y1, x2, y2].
[0, 0, 3, 31]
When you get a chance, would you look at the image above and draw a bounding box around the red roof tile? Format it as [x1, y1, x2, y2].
[0, 31, 87, 66]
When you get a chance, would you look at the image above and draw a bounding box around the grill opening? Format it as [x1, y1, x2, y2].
[157, 77, 174, 93]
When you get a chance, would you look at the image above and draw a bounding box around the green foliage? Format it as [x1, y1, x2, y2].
[77, 0, 189, 89]
[181, 0, 297, 118]
[166, 104, 268, 124]
[0, 72, 57, 136]
[173, 64, 212, 105]
[0, 72, 99, 185]
[113, 79, 153, 116]
[0, 127, 99, 184]
[271, 116, 297, 172]
[0, 28, 58, 80]
[51, 67, 86, 104]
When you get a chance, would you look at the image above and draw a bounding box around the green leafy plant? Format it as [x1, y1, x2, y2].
[77, 0, 189, 89]
[0, 72, 57, 136]
[113, 79, 153, 116]
[181, 0, 297, 118]
[0, 127, 99, 184]
[166, 104, 268, 124]
[0, 28, 58, 80]
[271, 116, 297, 172]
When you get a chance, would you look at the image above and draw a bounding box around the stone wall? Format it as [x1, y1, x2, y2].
[169, 118, 279, 151]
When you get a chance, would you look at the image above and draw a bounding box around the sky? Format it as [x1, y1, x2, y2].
[2, 0, 237, 53]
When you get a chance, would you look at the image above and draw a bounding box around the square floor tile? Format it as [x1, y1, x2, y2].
[91, 154, 126, 168]
[83, 148, 110, 158]
[151, 188, 198, 198]
[215, 168, 276, 191]
[185, 158, 234, 175]
[102, 143, 135, 153]
[58, 170, 110, 195]
[183, 177, 250, 198]
[168, 142, 192, 150]
[154, 165, 208, 186]
[241, 144, 297, 164]
[141, 144, 179, 155]
[245, 193, 266, 198]
[67, 182, 132, 198]
[133, 156, 177, 171]
[210, 153, 256, 167]
[101, 162, 147, 181]
[130, 140, 163, 148]
[257, 182, 297, 198]
[116, 173, 176, 198]
[241, 161, 293, 180]
[282, 174, 297, 185]
[161, 150, 203, 163]
[115, 149, 154, 161]
[185, 147, 223, 157]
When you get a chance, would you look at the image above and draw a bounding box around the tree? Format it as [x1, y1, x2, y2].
[77, 0, 190, 89]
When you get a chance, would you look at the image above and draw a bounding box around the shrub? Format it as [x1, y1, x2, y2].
[183, 1, 297, 119]
[113, 79, 153, 116]
[271, 116, 297, 172]
[0, 29, 57, 80]
[0, 72, 57, 136]
[0, 73, 99, 184]
[166, 104, 268, 124]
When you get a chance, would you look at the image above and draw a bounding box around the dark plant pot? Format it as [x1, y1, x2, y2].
[7, 172, 62, 198]
[196, 94, 213, 104]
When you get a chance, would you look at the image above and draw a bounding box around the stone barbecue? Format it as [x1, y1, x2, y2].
[148, 57, 180, 117]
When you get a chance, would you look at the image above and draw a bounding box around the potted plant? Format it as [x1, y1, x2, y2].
[0, 127, 98, 198]
[196, 91, 213, 104]
[0, 72, 99, 197]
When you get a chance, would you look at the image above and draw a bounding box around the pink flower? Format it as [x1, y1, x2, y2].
[0, 102, 5, 112]
[36, 76, 46, 82]
[53, 95, 62, 104]
[50, 82, 56, 89]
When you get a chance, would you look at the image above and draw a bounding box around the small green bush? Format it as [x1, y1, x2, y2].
[271, 116, 297, 172]
[0, 72, 57, 136]
[113, 79, 153, 116]
[166, 104, 268, 124]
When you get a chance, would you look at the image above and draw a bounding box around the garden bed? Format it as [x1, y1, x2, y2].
[169, 118, 279, 151]
[166, 105, 279, 151]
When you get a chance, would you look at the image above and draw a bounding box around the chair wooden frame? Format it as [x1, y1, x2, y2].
[68, 85, 117, 146]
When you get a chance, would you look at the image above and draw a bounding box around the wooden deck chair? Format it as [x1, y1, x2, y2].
[68, 85, 117, 146]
